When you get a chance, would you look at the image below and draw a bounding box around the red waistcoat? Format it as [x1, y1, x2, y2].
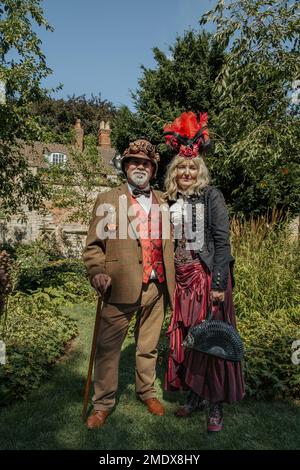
[130, 193, 165, 284]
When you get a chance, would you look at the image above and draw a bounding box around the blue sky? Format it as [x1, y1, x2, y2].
[40, 0, 215, 109]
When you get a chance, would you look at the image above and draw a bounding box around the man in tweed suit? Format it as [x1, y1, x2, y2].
[83, 139, 175, 429]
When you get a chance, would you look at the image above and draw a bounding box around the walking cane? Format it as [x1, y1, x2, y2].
[81, 296, 103, 421]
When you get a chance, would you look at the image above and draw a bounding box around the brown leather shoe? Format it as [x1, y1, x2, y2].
[142, 398, 165, 416]
[86, 410, 110, 429]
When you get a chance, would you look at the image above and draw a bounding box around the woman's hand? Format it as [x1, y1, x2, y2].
[210, 290, 225, 303]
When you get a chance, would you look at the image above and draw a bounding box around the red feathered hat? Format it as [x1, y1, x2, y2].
[163, 111, 210, 158]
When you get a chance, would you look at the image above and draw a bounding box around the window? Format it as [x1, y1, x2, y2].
[47, 152, 67, 165]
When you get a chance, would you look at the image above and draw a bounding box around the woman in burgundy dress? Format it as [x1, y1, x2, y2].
[163, 112, 245, 432]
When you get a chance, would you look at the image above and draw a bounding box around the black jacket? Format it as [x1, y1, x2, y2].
[171, 185, 234, 290]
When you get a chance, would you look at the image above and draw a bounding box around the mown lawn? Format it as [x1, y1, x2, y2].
[0, 302, 299, 450]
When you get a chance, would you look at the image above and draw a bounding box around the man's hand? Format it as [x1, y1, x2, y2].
[210, 290, 225, 303]
[92, 273, 112, 296]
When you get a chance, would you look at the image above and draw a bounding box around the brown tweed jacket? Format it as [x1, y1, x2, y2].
[83, 183, 175, 306]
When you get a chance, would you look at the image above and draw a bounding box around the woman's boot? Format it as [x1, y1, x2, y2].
[207, 402, 223, 432]
[175, 391, 208, 417]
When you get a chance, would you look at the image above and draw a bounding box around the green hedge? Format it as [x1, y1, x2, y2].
[2, 238, 94, 299]
[0, 239, 95, 405]
[15, 255, 92, 297]
[0, 290, 78, 405]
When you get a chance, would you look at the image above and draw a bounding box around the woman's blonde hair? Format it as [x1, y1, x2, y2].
[163, 155, 210, 201]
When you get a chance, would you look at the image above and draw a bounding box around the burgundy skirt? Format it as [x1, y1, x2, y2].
[164, 260, 245, 404]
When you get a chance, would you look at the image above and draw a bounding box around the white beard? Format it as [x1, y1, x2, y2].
[131, 171, 149, 187]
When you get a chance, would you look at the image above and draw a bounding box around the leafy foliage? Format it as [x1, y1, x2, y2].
[200, 0, 300, 215]
[30, 94, 116, 144]
[4, 238, 94, 298]
[135, 31, 224, 120]
[111, 105, 144, 159]
[0, 250, 12, 317]
[43, 141, 121, 224]
[0, 0, 53, 215]
[111, 30, 224, 186]
[112, 2, 300, 214]
[0, 237, 96, 404]
[0, 290, 78, 404]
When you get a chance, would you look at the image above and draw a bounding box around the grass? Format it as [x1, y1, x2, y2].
[0, 302, 299, 450]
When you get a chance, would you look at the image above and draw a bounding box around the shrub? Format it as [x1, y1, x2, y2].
[10, 237, 62, 292]
[12, 248, 94, 300]
[29, 259, 94, 299]
[0, 290, 78, 405]
[238, 308, 300, 400]
[0, 239, 95, 405]
[2, 238, 94, 297]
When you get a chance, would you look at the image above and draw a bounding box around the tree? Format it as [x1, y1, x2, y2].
[112, 2, 299, 215]
[111, 30, 225, 186]
[29, 94, 116, 144]
[111, 105, 143, 156]
[0, 0, 53, 216]
[201, 0, 300, 215]
[44, 137, 121, 225]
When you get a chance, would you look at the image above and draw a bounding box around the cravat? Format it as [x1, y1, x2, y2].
[132, 187, 151, 198]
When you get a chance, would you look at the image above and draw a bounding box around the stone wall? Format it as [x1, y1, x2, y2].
[0, 186, 112, 257]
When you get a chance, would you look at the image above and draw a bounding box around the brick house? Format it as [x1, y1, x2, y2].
[0, 120, 120, 255]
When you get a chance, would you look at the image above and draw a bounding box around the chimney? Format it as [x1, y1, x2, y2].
[98, 121, 111, 149]
[74, 118, 84, 152]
